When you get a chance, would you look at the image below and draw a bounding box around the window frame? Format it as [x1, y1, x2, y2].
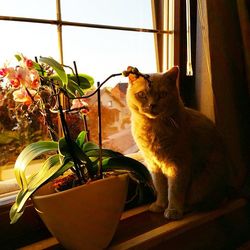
[0, 0, 186, 247]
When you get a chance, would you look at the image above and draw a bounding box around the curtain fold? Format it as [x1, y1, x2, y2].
[195, 0, 214, 121]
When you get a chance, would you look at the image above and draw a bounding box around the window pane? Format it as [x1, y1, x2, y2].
[0, 0, 56, 19]
[0, 22, 58, 179]
[63, 27, 156, 86]
[62, 26, 157, 153]
[0, 21, 59, 65]
[61, 0, 153, 29]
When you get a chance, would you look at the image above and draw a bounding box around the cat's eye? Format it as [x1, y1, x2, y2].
[136, 91, 147, 99]
[160, 91, 168, 98]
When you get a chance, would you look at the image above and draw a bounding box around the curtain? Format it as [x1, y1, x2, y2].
[151, 0, 177, 72]
[205, 0, 250, 190]
[151, 0, 165, 72]
[196, 0, 215, 121]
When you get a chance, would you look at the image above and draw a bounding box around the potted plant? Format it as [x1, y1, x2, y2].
[0, 55, 154, 249]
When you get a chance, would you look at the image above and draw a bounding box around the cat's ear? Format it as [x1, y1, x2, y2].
[165, 66, 179, 81]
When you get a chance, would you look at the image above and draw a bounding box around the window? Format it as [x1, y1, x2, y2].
[108, 101, 113, 107]
[0, 0, 174, 182]
[0, 0, 177, 246]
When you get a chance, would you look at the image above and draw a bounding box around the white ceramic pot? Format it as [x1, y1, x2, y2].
[32, 174, 128, 250]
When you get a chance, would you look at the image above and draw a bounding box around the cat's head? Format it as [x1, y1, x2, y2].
[126, 66, 181, 119]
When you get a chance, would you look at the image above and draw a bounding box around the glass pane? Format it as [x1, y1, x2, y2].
[0, 21, 59, 65]
[63, 27, 156, 86]
[61, 0, 153, 29]
[62, 26, 157, 153]
[0, 21, 58, 180]
[0, 0, 56, 19]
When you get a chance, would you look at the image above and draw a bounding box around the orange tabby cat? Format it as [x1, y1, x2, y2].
[125, 66, 231, 220]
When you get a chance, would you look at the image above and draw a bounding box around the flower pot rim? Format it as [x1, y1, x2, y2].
[33, 173, 128, 200]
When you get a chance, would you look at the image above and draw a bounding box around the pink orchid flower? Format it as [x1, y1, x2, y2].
[13, 88, 40, 105]
[27, 69, 40, 89]
[18, 55, 33, 68]
[25, 59, 33, 68]
[7, 67, 31, 88]
[71, 99, 89, 114]
[0, 67, 9, 77]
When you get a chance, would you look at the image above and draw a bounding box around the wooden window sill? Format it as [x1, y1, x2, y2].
[18, 198, 250, 250]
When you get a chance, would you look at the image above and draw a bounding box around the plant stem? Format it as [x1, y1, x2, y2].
[55, 87, 85, 184]
[43, 107, 58, 142]
[73, 61, 90, 141]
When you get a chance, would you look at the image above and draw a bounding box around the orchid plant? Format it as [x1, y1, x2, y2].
[0, 54, 91, 142]
[0, 55, 153, 224]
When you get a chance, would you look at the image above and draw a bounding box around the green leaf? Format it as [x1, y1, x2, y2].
[9, 197, 24, 224]
[11, 140, 59, 224]
[101, 156, 155, 207]
[39, 57, 68, 86]
[14, 141, 58, 190]
[58, 137, 94, 176]
[102, 156, 153, 185]
[76, 131, 87, 148]
[71, 141, 94, 167]
[81, 141, 99, 152]
[86, 149, 123, 158]
[49, 159, 74, 179]
[58, 137, 70, 157]
[65, 79, 85, 97]
[28, 155, 60, 188]
[49, 75, 63, 87]
[15, 54, 22, 61]
[68, 74, 94, 89]
[17, 156, 60, 212]
[10, 154, 62, 223]
[32, 61, 42, 72]
[10, 154, 76, 224]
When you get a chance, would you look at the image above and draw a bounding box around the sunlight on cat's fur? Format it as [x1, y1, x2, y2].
[125, 66, 232, 220]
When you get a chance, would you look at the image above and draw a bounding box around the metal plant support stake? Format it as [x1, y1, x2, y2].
[67, 65, 122, 180]
[97, 81, 103, 178]
[35, 57, 123, 182]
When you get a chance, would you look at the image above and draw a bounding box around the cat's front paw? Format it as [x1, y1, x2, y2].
[164, 208, 183, 220]
[149, 202, 166, 213]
